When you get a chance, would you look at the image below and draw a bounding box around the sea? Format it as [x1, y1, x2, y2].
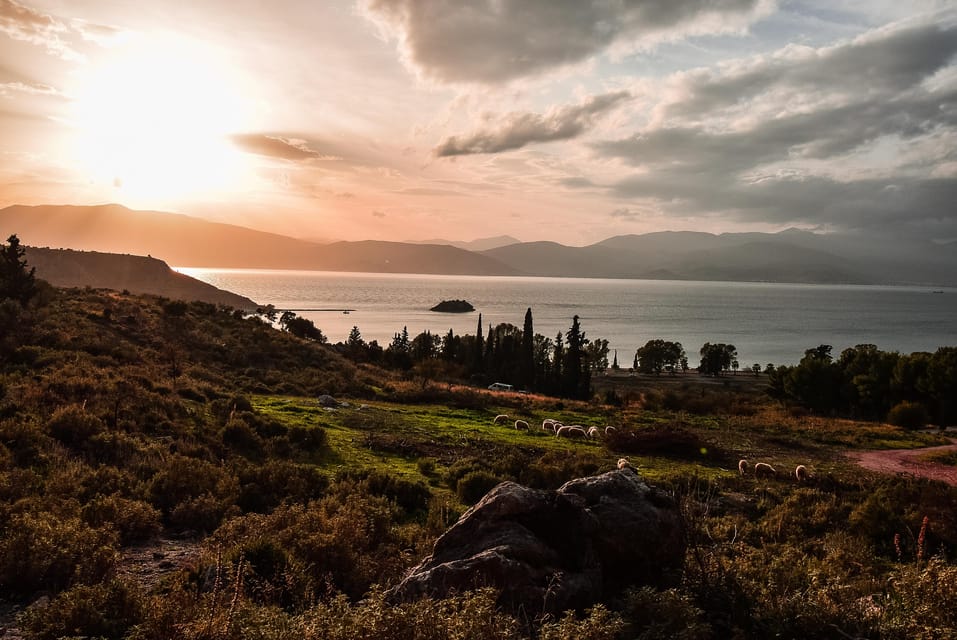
[176, 268, 957, 367]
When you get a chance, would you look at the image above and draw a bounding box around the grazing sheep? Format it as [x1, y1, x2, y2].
[617, 457, 637, 472]
[795, 464, 809, 482]
[604, 426, 617, 435]
[754, 462, 776, 477]
[738, 459, 749, 476]
[514, 419, 530, 430]
[587, 426, 601, 438]
[556, 425, 588, 439]
[493, 414, 509, 425]
[542, 418, 560, 431]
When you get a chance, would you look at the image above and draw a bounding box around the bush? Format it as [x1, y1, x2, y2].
[456, 470, 502, 505]
[82, 494, 162, 545]
[19, 579, 145, 640]
[887, 401, 928, 429]
[47, 404, 106, 447]
[0, 512, 117, 597]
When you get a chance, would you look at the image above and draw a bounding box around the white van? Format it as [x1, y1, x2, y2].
[487, 382, 513, 391]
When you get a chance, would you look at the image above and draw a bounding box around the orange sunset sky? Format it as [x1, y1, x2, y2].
[1, 0, 955, 245]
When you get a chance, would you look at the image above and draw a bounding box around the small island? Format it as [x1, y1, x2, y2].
[430, 299, 475, 313]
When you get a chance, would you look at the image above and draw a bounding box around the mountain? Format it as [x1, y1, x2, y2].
[0, 204, 516, 275]
[24, 247, 258, 309]
[485, 230, 957, 286]
[410, 235, 521, 251]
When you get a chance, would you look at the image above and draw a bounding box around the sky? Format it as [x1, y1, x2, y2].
[0, 0, 955, 245]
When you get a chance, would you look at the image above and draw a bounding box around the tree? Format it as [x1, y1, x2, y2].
[611, 350, 619, 370]
[346, 326, 366, 361]
[699, 342, 737, 376]
[0, 234, 38, 306]
[751, 363, 762, 377]
[584, 338, 610, 374]
[635, 339, 685, 376]
[562, 315, 590, 399]
[521, 307, 534, 387]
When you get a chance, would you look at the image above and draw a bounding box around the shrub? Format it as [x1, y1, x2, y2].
[887, 401, 928, 429]
[456, 470, 502, 505]
[0, 512, 117, 597]
[47, 404, 106, 447]
[82, 494, 162, 545]
[19, 579, 145, 640]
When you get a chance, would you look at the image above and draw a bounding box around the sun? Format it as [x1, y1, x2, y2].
[65, 33, 255, 202]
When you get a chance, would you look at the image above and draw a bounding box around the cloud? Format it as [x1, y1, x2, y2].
[231, 134, 331, 161]
[592, 12, 957, 239]
[0, 0, 80, 59]
[361, 0, 773, 84]
[610, 207, 644, 221]
[371, 210, 386, 218]
[0, 81, 58, 97]
[435, 91, 630, 156]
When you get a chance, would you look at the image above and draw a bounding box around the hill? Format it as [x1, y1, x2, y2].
[486, 229, 957, 285]
[0, 204, 516, 275]
[23, 246, 258, 309]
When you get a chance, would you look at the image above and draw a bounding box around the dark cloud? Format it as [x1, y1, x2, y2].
[362, 0, 770, 84]
[231, 134, 329, 161]
[610, 207, 643, 221]
[435, 91, 630, 156]
[667, 17, 957, 121]
[593, 13, 957, 240]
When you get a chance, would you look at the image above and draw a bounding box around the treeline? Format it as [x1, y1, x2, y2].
[332, 309, 607, 400]
[768, 344, 957, 427]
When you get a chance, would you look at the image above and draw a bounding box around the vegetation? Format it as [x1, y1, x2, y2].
[1, 245, 956, 639]
[769, 343, 957, 425]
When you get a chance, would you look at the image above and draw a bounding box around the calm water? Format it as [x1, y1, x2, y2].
[177, 268, 957, 366]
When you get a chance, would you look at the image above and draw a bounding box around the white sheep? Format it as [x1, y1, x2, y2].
[493, 414, 509, 425]
[617, 457, 637, 472]
[514, 419, 530, 430]
[753, 462, 776, 477]
[586, 426, 601, 438]
[795, 464, 809, 482]
[542, 418, 560, 431]
[604, 426, 617, 435]
[556, 425, 588, 439]
[738, 459, 749, 476]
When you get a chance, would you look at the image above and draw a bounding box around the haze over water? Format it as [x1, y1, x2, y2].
[179, 269, 957, 367]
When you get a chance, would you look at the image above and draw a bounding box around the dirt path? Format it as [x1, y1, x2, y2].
[847, 440, 957, 486]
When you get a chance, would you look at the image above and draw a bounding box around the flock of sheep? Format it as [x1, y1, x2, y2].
[739, 459, 810, 482]
[493, 414, 617, 440]
[492, 414, 810, 482]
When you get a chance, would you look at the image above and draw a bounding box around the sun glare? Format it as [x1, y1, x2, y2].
[66, 34, 255, 202]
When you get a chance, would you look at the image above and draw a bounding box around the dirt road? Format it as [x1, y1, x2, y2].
[847, 440, 957, 486]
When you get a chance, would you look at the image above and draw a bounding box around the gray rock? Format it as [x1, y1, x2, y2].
[388, 469, 684, 614]
[317, 394, 338, 407]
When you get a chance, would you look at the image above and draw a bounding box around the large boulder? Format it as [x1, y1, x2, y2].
[388, 469, 684, 614]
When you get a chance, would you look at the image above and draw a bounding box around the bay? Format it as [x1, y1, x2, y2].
[177, 268, 957, 367]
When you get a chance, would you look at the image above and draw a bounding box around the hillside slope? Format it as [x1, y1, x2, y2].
[24, 247, 258, 309]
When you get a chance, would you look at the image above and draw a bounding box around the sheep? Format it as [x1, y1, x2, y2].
[738, 459, 749, 476]
[795, 464, 809, 482]
[617, 457, 637, 472]
[542, 418, 560, 431]
[514, 419, 530, 430]
[493, 414, 509, 425]
[556, 425, 588, 439]
[586, 426, 601, 438]
[753, 462, 776, 477]
[604, 426, 617, 435]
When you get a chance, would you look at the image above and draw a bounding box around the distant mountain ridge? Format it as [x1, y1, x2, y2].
[24, 247, 258, 309]
[3, 203, 955, 285]
[410, 235, 521, 251]
[0, 204, 516, 275]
